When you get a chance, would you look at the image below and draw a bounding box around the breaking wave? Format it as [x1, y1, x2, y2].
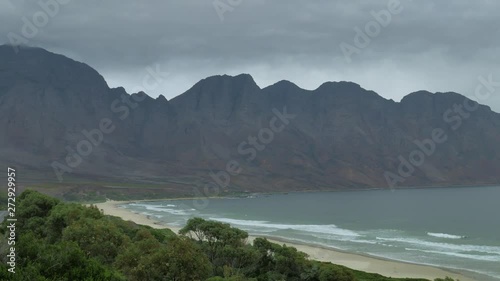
[427, 232, 466, 239]
[209, 217, 360, 237]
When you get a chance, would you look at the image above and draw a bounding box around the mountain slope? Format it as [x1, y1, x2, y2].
[1, 45, 499, 191]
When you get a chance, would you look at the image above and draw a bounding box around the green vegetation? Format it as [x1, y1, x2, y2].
[0, 190, 459, 281]
[0, 190, 6, 210]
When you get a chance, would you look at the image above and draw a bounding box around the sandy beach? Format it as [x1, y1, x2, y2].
[92, 200, 476, 281]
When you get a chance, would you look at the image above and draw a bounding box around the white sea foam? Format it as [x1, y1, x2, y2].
[376, 237, 500, 255]
[128, 203, 189, 215]
[307, 233, 377, 245]
[405, 248, 500, 262]
[346, 239, 379, 245]
[209, 217, 360, 237]
[427, 232, 465, 239]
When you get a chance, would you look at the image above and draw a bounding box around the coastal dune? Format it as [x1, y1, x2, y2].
[92, 200, 476, 281]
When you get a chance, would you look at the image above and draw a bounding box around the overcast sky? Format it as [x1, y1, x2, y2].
[1, 0, 500, 112]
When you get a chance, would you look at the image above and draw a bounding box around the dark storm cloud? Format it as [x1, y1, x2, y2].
[1, 0, 500, 111]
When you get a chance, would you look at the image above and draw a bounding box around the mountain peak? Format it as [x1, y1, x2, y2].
[181, 73, 261, 96]
[199, 73, 259, 89]
[264, 80, 303, 92]
[0, 44, 109, 93]
[315, 81, 362, 92]
[156, 94, 168, 102]
[312, 81, 386, 102]
[401, 90, 433, 100]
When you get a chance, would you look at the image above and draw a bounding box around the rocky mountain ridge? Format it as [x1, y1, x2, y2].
[1, 45, 499, 192]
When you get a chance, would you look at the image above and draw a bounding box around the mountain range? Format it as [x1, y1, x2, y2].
[1, 45, 499, 192]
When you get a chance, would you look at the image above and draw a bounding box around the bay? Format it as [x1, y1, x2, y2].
[122, 186, 500, 280]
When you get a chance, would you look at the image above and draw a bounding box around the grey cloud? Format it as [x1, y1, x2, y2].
[1, 0, 499, 111]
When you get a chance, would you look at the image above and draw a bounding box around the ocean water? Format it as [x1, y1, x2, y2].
[122, 186, 500, 280]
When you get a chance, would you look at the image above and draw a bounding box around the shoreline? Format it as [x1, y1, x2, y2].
[259, 236, 482, 281]
[92, 200, 478, 281]
[83, 184, 500, 205]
